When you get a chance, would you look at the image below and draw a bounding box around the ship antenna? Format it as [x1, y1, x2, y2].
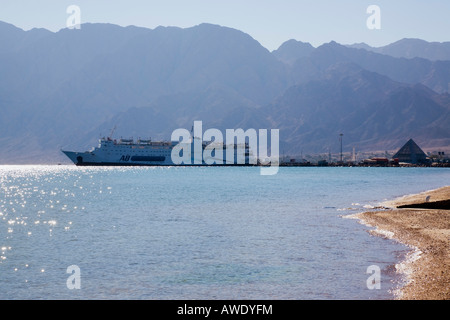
[109, 125, 117, 139]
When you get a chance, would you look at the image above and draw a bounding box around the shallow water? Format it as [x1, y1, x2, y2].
[1, 165, 449, 299]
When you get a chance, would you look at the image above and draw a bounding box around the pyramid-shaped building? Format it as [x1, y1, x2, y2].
[393, 139, 428, 164]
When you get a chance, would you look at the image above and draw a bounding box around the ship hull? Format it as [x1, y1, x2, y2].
[61, 140, 255, 167]
[73, 162, 252, 167]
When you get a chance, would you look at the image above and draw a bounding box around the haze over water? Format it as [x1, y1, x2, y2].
[1, 165, 449, 299]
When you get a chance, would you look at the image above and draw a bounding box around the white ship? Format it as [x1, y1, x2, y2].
[61, 136, 255, 166]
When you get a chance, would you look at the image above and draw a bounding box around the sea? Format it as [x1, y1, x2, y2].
[0, 165, 449, 300]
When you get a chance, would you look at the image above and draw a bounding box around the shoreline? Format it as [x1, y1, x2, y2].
[350, 186, 450, 300]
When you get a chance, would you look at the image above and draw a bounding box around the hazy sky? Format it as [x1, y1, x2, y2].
[1, 0, 449, 51]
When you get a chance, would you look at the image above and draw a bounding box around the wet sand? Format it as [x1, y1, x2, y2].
[353, 186, 450, 300]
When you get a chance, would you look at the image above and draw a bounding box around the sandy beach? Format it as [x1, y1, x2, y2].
[352, 186, 450, 300]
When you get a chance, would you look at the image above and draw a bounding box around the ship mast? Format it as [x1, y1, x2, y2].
[109, 125, 117, 139]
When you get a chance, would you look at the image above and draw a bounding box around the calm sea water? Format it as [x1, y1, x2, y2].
[0, 165, 449, 300]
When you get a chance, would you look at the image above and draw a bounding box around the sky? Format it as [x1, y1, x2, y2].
[1, 0, 450, 51]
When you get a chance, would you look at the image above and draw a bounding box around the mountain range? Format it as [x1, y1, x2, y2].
[346, 38, 450, 61]
[0, 21, 448, 164]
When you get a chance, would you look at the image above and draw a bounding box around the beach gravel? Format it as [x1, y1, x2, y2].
[354, 186, 450, 300]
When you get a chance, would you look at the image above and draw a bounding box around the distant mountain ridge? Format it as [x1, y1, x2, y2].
[278, 40, 450, 94]
[346, 38, 450, 61]
[263, 63, 450, 154]
[0, 21, 448, 164]
[272, 39, 315, 65]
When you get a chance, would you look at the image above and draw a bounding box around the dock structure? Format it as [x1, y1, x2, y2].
[279, 139, 449, 167]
